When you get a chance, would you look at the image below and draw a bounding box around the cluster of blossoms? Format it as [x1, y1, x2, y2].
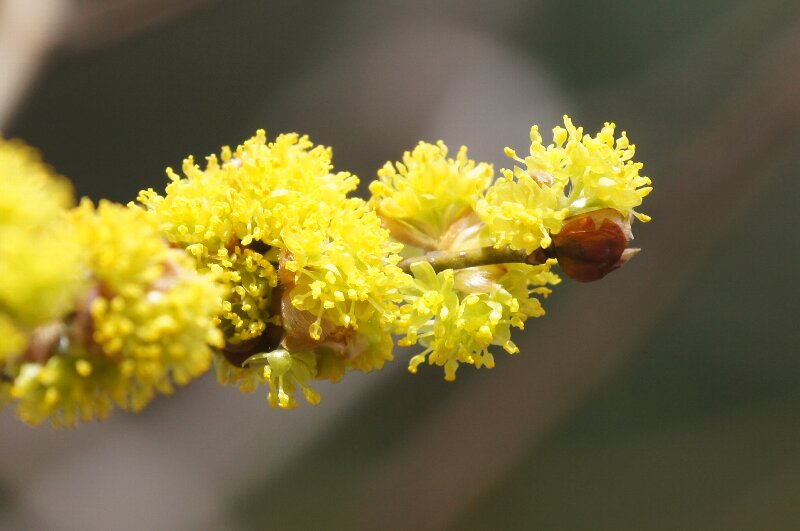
[136, 132, 408, 408]
[0, 115, 651, 426]
[0, 139, 222, 426]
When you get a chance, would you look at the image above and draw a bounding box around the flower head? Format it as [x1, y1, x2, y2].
[507, 115, 652, 221]
[136, 131, 352, 345]
[139, 131, 411, 408]
[11, 201, 224, 426]
[370, 141, 493, 248]
[476, 168, 568, 253]
[0, 138, 73, 227]
[0, 138, 83, 364]
[476, 116, 651, 275]
[282, 199, 408, 342]
[397, 260, 559, 380]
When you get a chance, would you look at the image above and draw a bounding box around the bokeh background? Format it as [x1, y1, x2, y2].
[2, 0, 800, 529]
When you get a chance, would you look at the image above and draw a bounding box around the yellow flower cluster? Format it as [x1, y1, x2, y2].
[0, 139, 83, 365]
[477, 115, 652, 253]
[12, 354, 124, 426]
[0, 142, 223, 426]
[370, 139, 565, 380]
[476, 169, 568, 253]
[12, 201, 223, 426]
[0, 138, 72, 227]
[397, 261, 559, 380]
[377, 114, 652, 380]
[282, 199, 406, 352]
[0, 139, 84, 400]
[369, 141, 494, 247]
[2, 115, 652, 421]
[139, 131, 410, 407]
[0, 138, 80, 411]
[76, 202, 224, 386]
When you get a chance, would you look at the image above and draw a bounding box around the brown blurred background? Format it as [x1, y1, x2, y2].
[2, 0, 800, 529]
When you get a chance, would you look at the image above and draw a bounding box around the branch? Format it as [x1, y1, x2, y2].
[398, 245, 548, 274]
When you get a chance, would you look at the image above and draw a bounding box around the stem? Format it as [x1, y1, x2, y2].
[398, 245, 552, 274]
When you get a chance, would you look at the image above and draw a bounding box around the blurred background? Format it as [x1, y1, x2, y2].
[2, 0, 800, 529]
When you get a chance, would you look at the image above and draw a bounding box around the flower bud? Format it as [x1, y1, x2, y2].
[552, 208, 638, 282]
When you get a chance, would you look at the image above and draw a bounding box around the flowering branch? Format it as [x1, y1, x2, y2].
[0, 116, 652, 426]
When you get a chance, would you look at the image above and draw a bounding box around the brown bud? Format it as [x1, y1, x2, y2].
[552, 208, 638, 282]
[71, 284, 111, 358]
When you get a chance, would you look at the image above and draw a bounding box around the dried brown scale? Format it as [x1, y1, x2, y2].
[22, 321, 64, 364]
[20, 284, 102, 366]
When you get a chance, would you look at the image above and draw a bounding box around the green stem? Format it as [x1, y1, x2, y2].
[398, 245, 551, 274]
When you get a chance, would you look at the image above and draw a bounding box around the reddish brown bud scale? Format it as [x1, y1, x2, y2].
[23, 322, 64, 364]
[552, 209, 636, 282]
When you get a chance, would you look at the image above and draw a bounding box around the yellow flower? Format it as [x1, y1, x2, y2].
[397, 260, 559, 381]
[508, 115, 652, 221]
[12, 201, 224, 426]
[73, 200, 223, 390]
[213, 351, 268, 393]
[13, 352, 126, 427]
[476, 167, 568, 253]
[277, 198, 408, 394]
[0, 137, 73, 228]
[0, 315, 26, 365]
[0, 227, 84, 343]
[140, 131, 412, 408]
[477, 115, 651, 254]
[370, 141, 493, 247]
[137, 131, 358, 346]
[283, 199, 408, 342]
[0, 138, 83, 364]
[244, 349, 320, 409]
